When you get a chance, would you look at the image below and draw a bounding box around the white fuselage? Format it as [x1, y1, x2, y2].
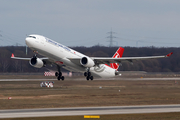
[25, 35, 116, 78]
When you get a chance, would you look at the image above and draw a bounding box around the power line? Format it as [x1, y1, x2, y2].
[107, 29, 117, 47]
[0, 30, 25, 46]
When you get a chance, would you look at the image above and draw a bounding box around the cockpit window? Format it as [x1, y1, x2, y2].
[28, 36, 36, 39]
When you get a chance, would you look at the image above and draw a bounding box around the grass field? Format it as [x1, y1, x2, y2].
[0, 76, 180, 109]
[0, 75, 180, 119]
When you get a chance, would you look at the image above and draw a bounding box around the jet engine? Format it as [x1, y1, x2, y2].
[29, 57, 44, 68]
[80, 57, 95, 67]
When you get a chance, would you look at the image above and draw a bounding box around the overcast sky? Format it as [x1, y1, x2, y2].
[0, 0, 180, 47]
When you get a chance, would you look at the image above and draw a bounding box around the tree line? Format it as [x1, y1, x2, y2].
[0, 46, 179, 73]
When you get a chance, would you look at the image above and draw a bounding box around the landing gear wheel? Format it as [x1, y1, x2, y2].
[86, 76, 89, 80]
[84, 72, 87, 77]
[90, 76, 93, 80]
[59, 72, 62, 77]
[58, 76, 61, 80]
[85, 68, 93, 81]
[56, 66, 65, 81]
[88, 72, 91, 76]
[61, 76, 65, 81]
[55, 72, 59, 77]
[57, 72, 63, 81]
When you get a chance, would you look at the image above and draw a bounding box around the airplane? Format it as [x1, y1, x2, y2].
[11, 34, 173, 81]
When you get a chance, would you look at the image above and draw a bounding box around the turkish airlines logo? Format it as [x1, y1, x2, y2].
[94, 64, 105, 72]
[113, 53, 120, 58]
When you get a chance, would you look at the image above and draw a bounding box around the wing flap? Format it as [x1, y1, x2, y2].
[68, 58, 81, 65]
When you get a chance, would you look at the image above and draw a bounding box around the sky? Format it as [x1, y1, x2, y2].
[0, 0, 180, 47]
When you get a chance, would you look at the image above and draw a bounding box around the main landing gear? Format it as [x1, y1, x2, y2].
[55, 72, 64, 81]
[55, 66, 64, 81]
[84, 72, 93, 80]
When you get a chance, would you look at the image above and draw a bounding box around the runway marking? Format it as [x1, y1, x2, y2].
[84, 115, 100, 118]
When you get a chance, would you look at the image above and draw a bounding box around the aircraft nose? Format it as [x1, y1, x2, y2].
[25, 37, 34, 47]
[25, 37, 30, 45]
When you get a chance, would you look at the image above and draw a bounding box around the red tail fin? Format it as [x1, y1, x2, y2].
[107, 47, 124, 70]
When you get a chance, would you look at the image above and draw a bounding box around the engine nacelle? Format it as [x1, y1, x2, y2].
[80, 57, 95, 67]
[29, 57, 44, 68]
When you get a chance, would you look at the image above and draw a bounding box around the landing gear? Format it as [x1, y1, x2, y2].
[56, 66, 65, 81]
[84, 71, 93, 81]
[56, 72, 65, 81]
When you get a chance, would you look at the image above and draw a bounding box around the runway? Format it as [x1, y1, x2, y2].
[0, 104, 180, 118]
[114, 77, 180, 81]
[0, 79, 54, 81]
[1, 77, 180, 81]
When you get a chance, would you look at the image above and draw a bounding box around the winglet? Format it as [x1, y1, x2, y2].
[11, 53, 15, 58]
[166, 52, 173, 57]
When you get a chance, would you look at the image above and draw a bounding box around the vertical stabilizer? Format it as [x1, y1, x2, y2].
[107, 47, 124, 70]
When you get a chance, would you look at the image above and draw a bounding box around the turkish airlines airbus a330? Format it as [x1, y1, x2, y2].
[11, 35, 173, 80]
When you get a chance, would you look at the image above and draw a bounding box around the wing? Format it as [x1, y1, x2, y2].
[68, 52, 173, 66]
[91, 52, 173, 65]
[11, 53, 31, 60]
[11, 53, 49, 63]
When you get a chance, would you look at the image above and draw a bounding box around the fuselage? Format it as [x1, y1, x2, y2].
[25, 34, 116, 78]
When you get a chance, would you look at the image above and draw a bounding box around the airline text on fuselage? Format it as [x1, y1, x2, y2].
[45, 38, 71, 52]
